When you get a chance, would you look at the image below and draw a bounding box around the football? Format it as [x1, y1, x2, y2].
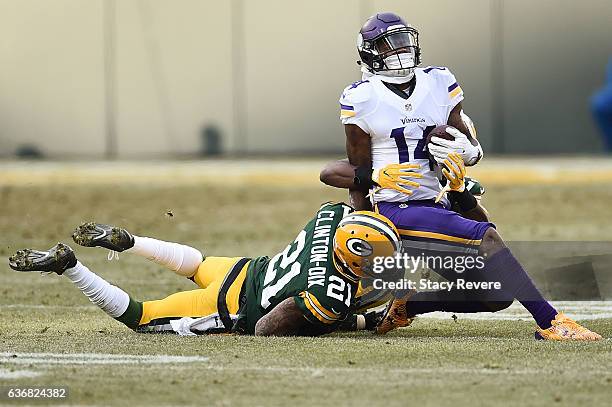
[426, 125, 457, 167]
[427, 124, 456, 144]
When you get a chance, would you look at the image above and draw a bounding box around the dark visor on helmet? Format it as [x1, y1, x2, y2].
[374, 28, 418, 55]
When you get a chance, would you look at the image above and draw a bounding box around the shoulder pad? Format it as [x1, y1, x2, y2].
[420, 65, 450, 75]
[340, 80, 374, 105]
[420, 66, 462, 106]
[420, 66, 455, 84]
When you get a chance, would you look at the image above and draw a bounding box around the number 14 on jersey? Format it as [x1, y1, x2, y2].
[389, 125, 435, 163]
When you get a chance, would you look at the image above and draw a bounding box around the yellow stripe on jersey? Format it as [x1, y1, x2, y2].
[340, 103, 356, 118]
[449, 86, 463, 99]
[300, 291, 339, 324]
[397, 229, 482, 246]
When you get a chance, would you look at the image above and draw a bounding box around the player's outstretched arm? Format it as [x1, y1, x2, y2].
[319, 159, 372, 210]
[320, 158, 422, 211]
[254, 297, 307, 336]
[320, 158, 353, 188]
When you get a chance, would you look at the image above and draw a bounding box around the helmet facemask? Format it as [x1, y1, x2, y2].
[358, 26, 421, 82]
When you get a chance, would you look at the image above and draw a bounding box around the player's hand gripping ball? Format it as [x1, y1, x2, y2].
[428, 125, 479, 165]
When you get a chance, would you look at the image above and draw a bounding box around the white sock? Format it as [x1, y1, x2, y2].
[64, 261, 130, 318]
[126, 236, 203, 277]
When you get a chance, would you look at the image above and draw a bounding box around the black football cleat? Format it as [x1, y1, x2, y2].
[8, 243, 77, 275]
[72, 222, 134, 252]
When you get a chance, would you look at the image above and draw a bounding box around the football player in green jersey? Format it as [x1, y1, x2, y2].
[8, 204, 401, 337]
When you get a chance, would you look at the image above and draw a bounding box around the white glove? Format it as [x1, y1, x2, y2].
[428, 127, 483, 166]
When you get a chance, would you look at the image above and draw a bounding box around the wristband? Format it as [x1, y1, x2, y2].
[356, 314, 366, 330]
[448, 189, 478, 212]
[353, 166, 374, 192]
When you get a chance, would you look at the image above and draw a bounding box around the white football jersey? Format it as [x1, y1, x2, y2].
[339, 67, 464, 206]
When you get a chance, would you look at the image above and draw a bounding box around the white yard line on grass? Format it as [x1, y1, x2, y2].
[2, 355, 607, 377]
[2, 301, 612, 320]
[420, 301, 612, 321]
[203, 365, 612, 376]
[204, 365, 540, 375]
[0, 353, 208, 365]
[0, 275, 181, 285]
[3, 301, 612, 319]
[0, 368, 43, 379]
[0, 304, 97, 311]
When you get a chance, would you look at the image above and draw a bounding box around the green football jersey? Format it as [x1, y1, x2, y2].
[234, 202, 358, 335]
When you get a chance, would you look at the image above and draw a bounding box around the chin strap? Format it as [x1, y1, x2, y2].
[378, 73, 415, 84]
[361, 67, 415, 83]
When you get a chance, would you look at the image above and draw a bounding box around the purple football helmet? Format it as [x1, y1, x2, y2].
[357, 12, 421, 79]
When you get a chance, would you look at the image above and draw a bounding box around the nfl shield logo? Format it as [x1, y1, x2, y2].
[405, 103, 412, 111]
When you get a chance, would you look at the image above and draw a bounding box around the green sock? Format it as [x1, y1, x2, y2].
[115, 297, 143, 330]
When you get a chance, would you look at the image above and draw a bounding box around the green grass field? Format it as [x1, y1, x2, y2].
[1, 160, 611, 406]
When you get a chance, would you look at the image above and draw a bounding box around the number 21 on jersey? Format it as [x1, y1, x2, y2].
[260, 230, 306, 309]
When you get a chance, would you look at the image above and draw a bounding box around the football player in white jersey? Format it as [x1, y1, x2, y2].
[328, 12, 601, 341]
[340, 12, 482, 210]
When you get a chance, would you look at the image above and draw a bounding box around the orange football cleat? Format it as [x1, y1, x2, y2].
[375, 290, 416, 335]
[535, 312, 602, 341]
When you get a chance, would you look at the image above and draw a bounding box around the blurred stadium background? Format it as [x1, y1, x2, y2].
[0, 0, 611, 158]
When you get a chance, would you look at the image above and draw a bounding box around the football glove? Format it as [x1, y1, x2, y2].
[435, 152, 466, 203]
[428, 127, 483, 166]
[372, 163, 422, 196]
[465, 177, 485, 198]
[338, 310, 386, 331]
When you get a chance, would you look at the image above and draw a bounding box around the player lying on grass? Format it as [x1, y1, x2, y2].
[8, 204, 401, 337]
[321, 157, 602, 341]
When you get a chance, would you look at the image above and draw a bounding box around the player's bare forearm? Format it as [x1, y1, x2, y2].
[349, 189, 372, 211]
[254, 297, 306, 336]
[320, 159, 356, 189]
[459, 202, 490, 222]
[319, 159, 372, 210]
[345, 124, 372, 169]
[345, 124, 373, 211]
[448, 103, 478, 145]
[447, 103, 483, 167]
